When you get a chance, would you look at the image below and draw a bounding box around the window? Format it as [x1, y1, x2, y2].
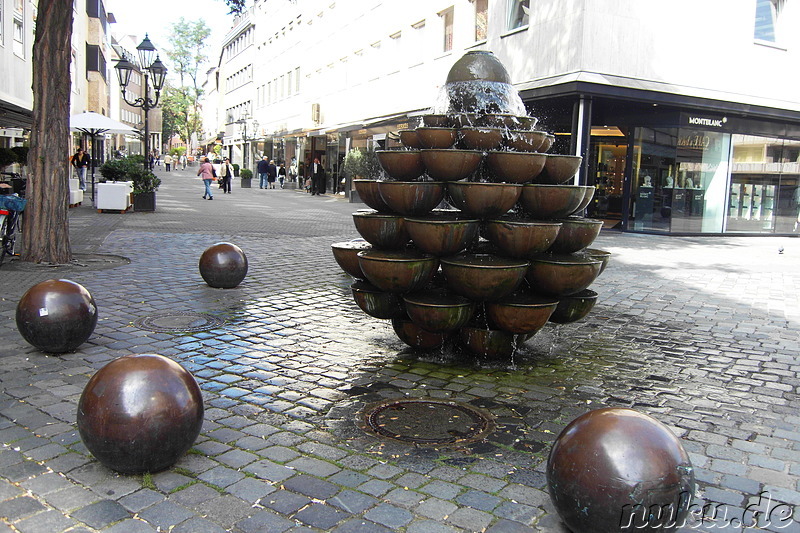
[508, 0, 529, 31]
[441, 8, 454, 52]
[295, 67, 300, 93]
[0, 2, 4, 44]
[12, 0, 23, 56]
[754, 0, 784, 42]
[475, 0, 488, 41]
[85, 43, 107, 80]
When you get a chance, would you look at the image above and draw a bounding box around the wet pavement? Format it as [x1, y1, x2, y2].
[1, 166, 799, 532]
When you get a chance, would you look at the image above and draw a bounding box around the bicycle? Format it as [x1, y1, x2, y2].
[0, 175, 26, 267]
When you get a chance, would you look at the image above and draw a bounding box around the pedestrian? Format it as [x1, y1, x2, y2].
[70, 148, 90, 191]
[257, 156, 269, 189]
[267, 160, 278, 189]
[164, 154, 173, 172]
[311, 157, 325, 195]
[278, 163, 286, 189]
[289, 157, 298, 186]
[180, 154, 187, 170]
[219, 157, 233, 194]
[197, 157, 215, 200]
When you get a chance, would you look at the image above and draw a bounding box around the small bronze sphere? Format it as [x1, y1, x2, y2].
[77, 353, 204, 474]
[199, 242, 248, 288]
[15, 279, 98, 353]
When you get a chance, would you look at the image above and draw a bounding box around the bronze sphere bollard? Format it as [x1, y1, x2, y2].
[199, 242, 248, 288]
[15, 279, 98, 353]
[77, 353, 204, 474]
[547, 408, 695, 533]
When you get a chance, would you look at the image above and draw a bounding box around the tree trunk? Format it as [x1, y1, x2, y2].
[21, 0, 73, 264]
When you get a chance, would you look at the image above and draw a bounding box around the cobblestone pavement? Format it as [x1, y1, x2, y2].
[1, 166, 799, 532]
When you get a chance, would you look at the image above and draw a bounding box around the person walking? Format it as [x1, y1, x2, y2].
[164, 154, 173, 172]
[311, 158, 325, 196]
[180, 154, 187, 170]
[278, 163, 286, 189]
[219, 158, 233, 194]
[71, 148, 90, 191]
[197, 157, 215, 200]
[266, 160, 278, 189]
[257, 156, 269, 189]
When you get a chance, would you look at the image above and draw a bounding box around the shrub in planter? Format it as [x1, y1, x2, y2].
[128, 167, 161, 194]
[240, 168, 253, 179]
[232, 163, 240, 177]
[0, 147, 17, 171]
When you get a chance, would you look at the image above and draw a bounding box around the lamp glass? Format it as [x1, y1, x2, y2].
[149, 57, 167, 90]
[137, 34, 157, 69]
[114, 57, 135, 89]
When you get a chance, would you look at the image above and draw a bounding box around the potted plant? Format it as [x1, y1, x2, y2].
[240, 168, 252, 188]
[232, 163, 240, 177]
[343, 147, 382, 202]
[129, 166, 161, 212]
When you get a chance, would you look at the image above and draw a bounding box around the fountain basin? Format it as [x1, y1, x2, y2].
[377, 181, 445, 216]
[574, 186, 596, 214]
[376, 151, 425, 181]
[422, 114, 450, 127]
[398, 130, 423, 149]
[352, 211, 409, 249]
[459, 326, 521, 358]
[421, 149, 483, 181]
[519, 184, 588, 219]
[416, 127, 458, 149]
[584, 248, 611, 274]
[537, 154, 582, 185]
[351, 281, 404, 319]
[485, 218, 562, 258]
[486, 292, 559, 334]
[358, 250, 439, 293]
[403, 289, 475, 332]
[548, 218, 603, 254]
[331, 240, 372, 278]
[540, 135, 555, 152]
[504, 130, 548, 152]
[549, 289, 598, 324]
[405, 212, 480, 256]
[353, 180, 392, 212]
[440, 254, 529, 301]
[447, 181, 522, 218]
[486, 151, 547, 184]
[459, 127, 504, 151]
[526, 254, 602, 297]
[392, 317, 451, 350]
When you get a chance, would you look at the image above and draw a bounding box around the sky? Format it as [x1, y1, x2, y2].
[105, 0, 236, 65]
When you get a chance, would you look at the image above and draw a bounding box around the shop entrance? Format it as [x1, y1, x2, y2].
[587, 133, 627, 222]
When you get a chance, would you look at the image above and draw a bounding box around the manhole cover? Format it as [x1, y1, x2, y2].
[361, 399, 495, 446]
[134, 311, 224, 333]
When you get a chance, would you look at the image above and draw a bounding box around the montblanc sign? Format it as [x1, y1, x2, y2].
[687, 116, 727, 128]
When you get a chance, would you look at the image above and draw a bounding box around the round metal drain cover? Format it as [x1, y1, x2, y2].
[134, 311, 224, 333]
[362, 399, 494, 446]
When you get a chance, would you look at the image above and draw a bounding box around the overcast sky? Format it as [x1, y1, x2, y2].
[106, 0, 236, 62]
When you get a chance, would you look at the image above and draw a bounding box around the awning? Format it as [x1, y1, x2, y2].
[70, 112, 135, 135]
[0, 99, 33, 130]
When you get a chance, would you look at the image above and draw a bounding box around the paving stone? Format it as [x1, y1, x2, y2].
[198, 466, 246, 488]
[117, 489, 165, 513]
[13, 509, 77, 533]
[406, 519, 462, 533]
[44, 486, 100, 512]
[170, 483, 221, 507]
[283, 474, 339, 499]
[102, 518, 158, 533]
[70, 499, 130, 529]
[172, 517, 228, 533]
[294, 502, 350, 529]
[262, 489, 312, 515]
[446, 506, 494, 532]
[285, 456, 341, 477]
[330, 518, 395, 533]
[243, 459, 296, 483]
[225, 477, 276, 503]
[329, 490, 379, 515]
[416, 497, 459, 521]
[235, 510, 295, 533]
[364, 503, 414, 529]
[0, 496, 46, 521]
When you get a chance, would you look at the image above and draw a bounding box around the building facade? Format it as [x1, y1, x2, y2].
[0, 0, 35, 155]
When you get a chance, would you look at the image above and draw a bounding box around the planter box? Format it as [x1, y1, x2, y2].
[133, 191, 156, 212]
[240, 178, 252, 188]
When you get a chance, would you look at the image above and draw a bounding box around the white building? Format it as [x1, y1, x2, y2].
[0, 0, 35, 154]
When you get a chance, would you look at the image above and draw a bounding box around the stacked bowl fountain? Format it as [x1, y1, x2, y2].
[331, 50, 610, 358]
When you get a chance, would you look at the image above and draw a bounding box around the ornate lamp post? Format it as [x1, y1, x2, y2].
[114, 34, 167, 170]
[236, 113, 259, 169]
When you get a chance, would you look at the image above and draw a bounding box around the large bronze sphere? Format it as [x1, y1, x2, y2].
[16, 279, 98, 353]
[77, 353, 204, 474]
[547, 408, 695, 533]
[199, 242, 248, 288]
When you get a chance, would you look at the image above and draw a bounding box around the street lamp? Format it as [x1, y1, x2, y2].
[236, 113, 259, 169]
[114, 34, 168, 170]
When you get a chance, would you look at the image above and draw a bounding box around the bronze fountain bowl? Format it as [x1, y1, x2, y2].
[573, 186, 596, 214]
[459, 325, 522, 358]
[353, 180, 392, 212]
[357, 249, 439, 293]
[421, 114, 451, 127]
[403, 288, 476, 333]
[540, 135, 555, 152]
[416, 127, 458, 149]
[404, 211, 480, 256]
[549, 289, 598, 324]
[486, 151, 547, 184]
[536, 154, 583, 184]
[447, 181, 522, 218]
[377, 181, 446, 216]
[519, 184, 587, 219]
[398, 129, 423, 149]
[458, 127, 504, 150]
[352, 211, 409, 249]
[421, 149, 483, 181]
[485, 217, 563, 259]
[331, 240, 372, 278]
[376, 150, 425, 181]
[526, 254, 602, 297]
[582, 248, 612, 274]
[548, 217, 604, 254]
[440, 253, 529, 301]
[504, 130, 548, 152]
[514, 115, 539, 130]
[486, 291, 559, 334]
[350, 280, 405, 319]
[392, 317, 451, 350]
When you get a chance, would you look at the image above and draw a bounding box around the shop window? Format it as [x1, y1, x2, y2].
[440, 7, 454, 52]
[508, 0, 529, 31]
[474, 0, 488, 41]
[754, 0, 784, 43]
